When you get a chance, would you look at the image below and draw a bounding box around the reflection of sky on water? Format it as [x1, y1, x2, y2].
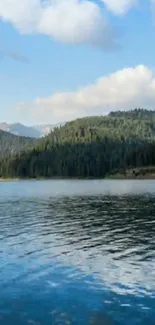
[2, 238, 155, 297]
[0, 180, 155, 324]
[1, 261, 155, 325]
[1, 179, 155, 199]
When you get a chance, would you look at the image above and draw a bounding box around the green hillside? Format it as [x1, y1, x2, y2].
[0, 130, 37, 158]
[1, 109, 155, 178]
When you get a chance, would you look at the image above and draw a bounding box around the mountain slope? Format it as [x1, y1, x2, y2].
[0, 122, 64, 138]
[1, 109, 155, 178]
[0, 130, 37, 158]
[0, 123, 45, 138]
[8, 123, 42, 138]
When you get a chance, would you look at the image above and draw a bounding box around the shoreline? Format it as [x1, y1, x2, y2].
[1, 175, 155, 181]
[105, 175, 155, 180]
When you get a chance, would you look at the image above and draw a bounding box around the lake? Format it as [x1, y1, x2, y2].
[0, 180, 155, 324]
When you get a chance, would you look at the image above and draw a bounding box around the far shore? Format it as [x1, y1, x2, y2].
[105, 174, 155, 180]
[0, 178, 20, 182]
[1, 174, 155, 182]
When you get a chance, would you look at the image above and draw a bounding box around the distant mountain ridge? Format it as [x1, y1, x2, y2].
[33, 122, 65, 137]
[0, 122, 63, 138]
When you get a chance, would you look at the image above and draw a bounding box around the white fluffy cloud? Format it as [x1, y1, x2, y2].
[0, 0, 118, 49]
[0, 0, 154, 48]
[100, 0, 138, 15]
[17, 65, 155, 123]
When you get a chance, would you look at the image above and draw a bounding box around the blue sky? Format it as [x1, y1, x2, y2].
[0, 0, 155, 125]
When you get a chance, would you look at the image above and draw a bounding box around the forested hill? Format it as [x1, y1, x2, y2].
[1, 109, 155, 178]
[0, 130, 37, 158]
[51, 109, 155, 142]
[109, 108, 155, 119]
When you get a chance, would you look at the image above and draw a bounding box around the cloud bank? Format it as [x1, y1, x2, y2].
[17, 65, 155, 123]
[0, 0, 119, 49]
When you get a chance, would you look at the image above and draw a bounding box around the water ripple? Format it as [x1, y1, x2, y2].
[0, 180, 155, 324]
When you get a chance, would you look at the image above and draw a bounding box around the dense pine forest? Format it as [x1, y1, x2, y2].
[1, 109, 155, 178]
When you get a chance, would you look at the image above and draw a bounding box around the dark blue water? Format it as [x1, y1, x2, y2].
[0, 180, 155, 324]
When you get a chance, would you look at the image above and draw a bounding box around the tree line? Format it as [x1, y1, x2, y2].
[1, 109, 155, 178]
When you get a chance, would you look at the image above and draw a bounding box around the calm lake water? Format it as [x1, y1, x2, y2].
[0, 180, 155, 325]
